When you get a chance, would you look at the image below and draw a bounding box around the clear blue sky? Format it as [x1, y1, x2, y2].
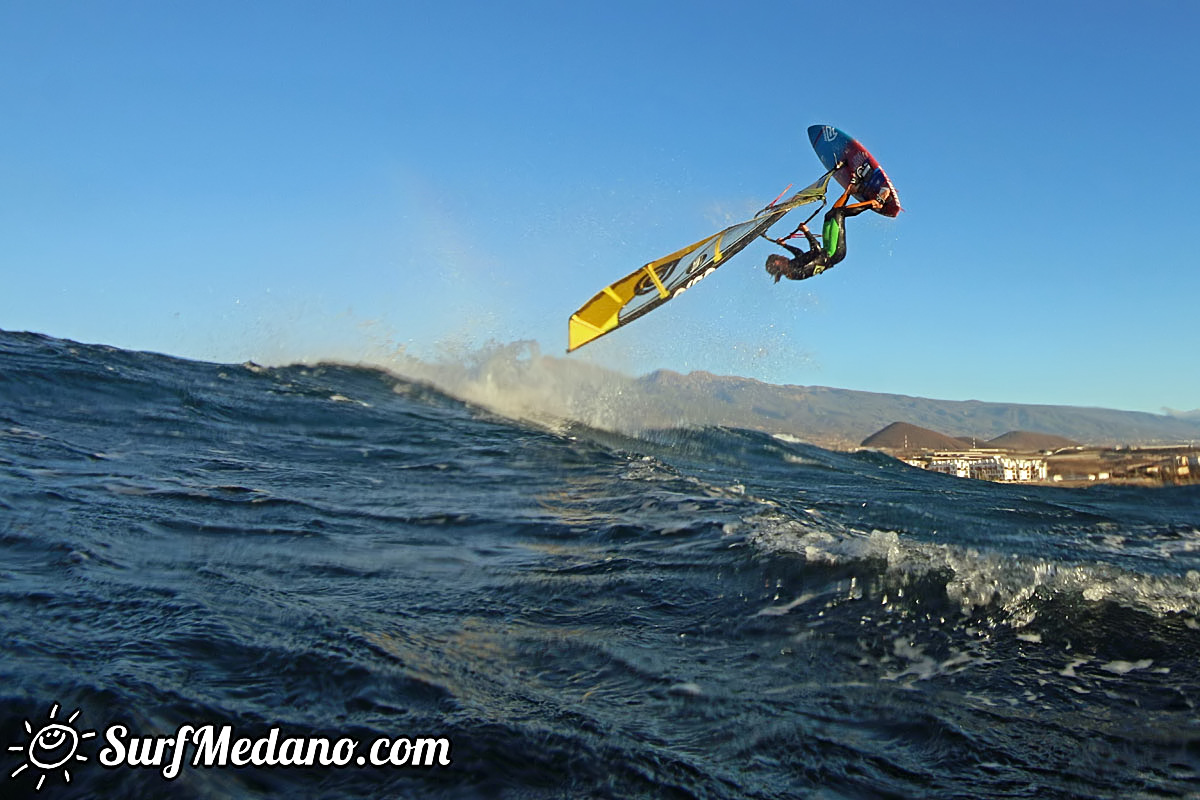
[3, 1, 1197, 414]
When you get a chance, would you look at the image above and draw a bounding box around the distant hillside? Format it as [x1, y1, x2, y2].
[859, 426, 1082, 453]
[985, 431, 1080, 452]
[619, 369, 1200, 448]
[861, 422, 968, 451]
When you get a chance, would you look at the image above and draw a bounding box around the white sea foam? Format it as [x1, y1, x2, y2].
[741, 508, 1200, 622]
[1100, 659, 1153, 675]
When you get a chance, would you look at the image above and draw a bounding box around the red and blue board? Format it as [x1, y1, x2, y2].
[808, 125, 902, 218]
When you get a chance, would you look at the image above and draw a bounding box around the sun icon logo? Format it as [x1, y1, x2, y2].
[7, 703, 96, 791]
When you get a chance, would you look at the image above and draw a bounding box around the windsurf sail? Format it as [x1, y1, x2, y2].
[567, 170, 834, 352]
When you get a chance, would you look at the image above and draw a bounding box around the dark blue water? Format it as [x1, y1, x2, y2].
[2, 330, 1198, 799]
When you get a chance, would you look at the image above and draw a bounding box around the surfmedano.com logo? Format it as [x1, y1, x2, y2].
[7, 699, 454, 791]
[7, 703, 96, 792]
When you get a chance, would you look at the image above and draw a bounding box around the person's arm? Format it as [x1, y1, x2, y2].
[797, 222, 821, 250]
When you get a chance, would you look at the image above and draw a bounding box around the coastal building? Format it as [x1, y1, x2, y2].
[1003, 457, 1049, 482]
[880, 424, 1200, 486]
[923, 452, 1048, 483]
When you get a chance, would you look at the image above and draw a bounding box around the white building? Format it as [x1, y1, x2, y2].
[1000, 457, 1049, 482]
[924, 453, 1047, 483]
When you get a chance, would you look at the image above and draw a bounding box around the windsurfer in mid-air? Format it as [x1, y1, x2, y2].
[765, 177, 890, 282]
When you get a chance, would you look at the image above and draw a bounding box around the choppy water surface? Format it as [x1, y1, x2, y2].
[1, 331, 1197, 798]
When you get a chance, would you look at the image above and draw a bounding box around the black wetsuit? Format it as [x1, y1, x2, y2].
[774, 199, 874, 281]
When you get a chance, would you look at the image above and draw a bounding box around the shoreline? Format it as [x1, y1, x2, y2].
[866, 444, 1200, 488]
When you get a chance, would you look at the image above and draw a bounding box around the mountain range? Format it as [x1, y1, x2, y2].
[616, 369, 1200, 449]
[859, 422, 1080, 452]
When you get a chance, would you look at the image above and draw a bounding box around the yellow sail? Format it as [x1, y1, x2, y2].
[567, 172, 832, 352]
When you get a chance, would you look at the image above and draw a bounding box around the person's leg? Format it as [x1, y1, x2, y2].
[840, 200, 878, 218]
[831, 179, 857, 209]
